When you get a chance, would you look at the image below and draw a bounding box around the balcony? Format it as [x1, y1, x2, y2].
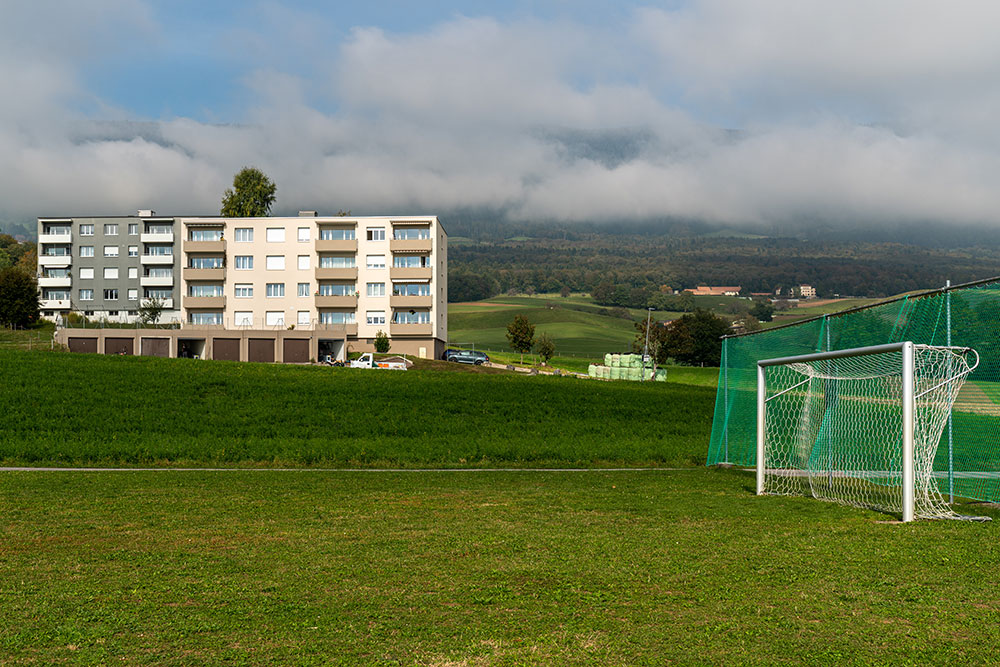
[38, 255, 72, 267]
[315, 267, 358, 281]
[184, 240, 226, 253]
[390, 238, 432, 253]
[390, 294, 433, 309]
[140, 275, 174, 287]
[315, 294, 358, 308]
[185, 295, 226, 309]
[390, 322, 433, 337]
[38, 276, 72, 288]
[316, 322, 359, 336]
[141, 297, 174, 309]
[40, 299, 71, 310]
[315, 239, 358, 253]
[141, 254, 174, 265]
[390, 266, 433, 281]
[141, 231, 174, 243]
[184, 267, 225, 281]
[39, 232, 72, 244]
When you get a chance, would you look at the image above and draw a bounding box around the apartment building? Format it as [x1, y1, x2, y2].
[40, 211, 448, 360]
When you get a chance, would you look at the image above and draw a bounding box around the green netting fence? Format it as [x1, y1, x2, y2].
[707, 277, 1000, 504]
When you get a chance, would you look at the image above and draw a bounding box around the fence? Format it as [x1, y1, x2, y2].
[707, 276, 1000, 504]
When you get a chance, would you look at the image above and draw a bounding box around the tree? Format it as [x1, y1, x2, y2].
[749, 300, 775, 322]
[633, 318, 669, 364]
[448, 271, 500, 302]
[221, 167, 277, 217]
[559, 286, 571, 298]
[536, 332, 555, 364]
[506, 314, 535, 364]
[138, 297, 165, 326]
[374, 330, 391, 353]
[662, 309, 730, 366]
[0, 267, 39, 327]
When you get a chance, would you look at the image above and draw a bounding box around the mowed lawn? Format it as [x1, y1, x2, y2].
[2, 469, 998, 665]
[0, 349, 713, 467]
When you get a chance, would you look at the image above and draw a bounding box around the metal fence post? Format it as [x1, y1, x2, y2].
[947, 279, 954, 504]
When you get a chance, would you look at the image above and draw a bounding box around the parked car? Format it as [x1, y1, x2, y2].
[441, 348, 461, 361]
[446, 349, 489, 365]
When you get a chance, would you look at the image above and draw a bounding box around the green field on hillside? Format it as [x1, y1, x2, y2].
[2, 469, 997, 664]
[0, 349, 713, 467]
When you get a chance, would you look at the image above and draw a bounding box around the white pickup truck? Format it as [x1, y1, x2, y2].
[349, 353, 409, 370]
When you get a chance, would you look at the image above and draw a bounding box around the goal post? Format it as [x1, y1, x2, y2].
[756, 341, 979, 522]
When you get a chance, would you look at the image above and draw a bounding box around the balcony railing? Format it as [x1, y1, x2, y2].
[141, 297, 174, 309]
[38, 255, 72, 267]
[140, 254, 174, 265]
[184, 267, 225, 281]
[315, 294, 358, 308]
[390, 322, 433, 336]
[315, 322, 359, 336]
[390, 294, 433, 309]
[38, 276, 72, 288]
[141, 232, 174, 243]
[390, 238, 432, 253]
[184, 239, 226, 253]
[140, 275, 174, 287]
[39, 299, 71, 309]
[39, 232, 73, 244]
[315, 267, 358, 280]
[389, 266, 433, 280]
[185, 295, 226, 309]
[315, 239, 358, 252]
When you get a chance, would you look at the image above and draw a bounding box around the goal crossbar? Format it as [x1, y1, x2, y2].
[756, 341, 978, 522]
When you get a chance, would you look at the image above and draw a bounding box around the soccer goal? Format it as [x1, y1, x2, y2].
[756, 341, 981, 522]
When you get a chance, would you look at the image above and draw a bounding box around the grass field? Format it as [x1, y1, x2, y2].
[0, 349, 713, 467]
[2, 468, 998, 664]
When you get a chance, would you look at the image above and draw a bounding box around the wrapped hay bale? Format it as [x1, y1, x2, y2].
[604, 353, 612, 366]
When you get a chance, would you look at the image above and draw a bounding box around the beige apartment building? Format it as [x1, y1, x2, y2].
[47, 211, 448, 362]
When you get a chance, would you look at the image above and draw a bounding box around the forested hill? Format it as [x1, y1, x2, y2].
[447, 219, 1000, 299]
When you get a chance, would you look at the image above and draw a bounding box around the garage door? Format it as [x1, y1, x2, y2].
[214, 338, 241, 361]
[282, 338, 310, 363]
[248, 338, 275, 363]
[105, 338, 133, 355]
[140, 338, 170, 357]
[68, 337, 98, 354]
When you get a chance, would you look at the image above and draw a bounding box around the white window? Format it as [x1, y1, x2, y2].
[128, 267, 138, 279]
[235, 284, 253, 298]
[319, 255, 356, 268]
[265, 311, 285, 326]
[366, 282, 386, 297]
[104, 267, 119, 279]
[266, 255, 285, 270]
[79, 289, 93, 301]
[128, 245, 138, 257]
[128, 223, 138, 235]
[266, 227, 285, 243]
[320, 311, 356, 324]
[298, 282, 310, 297]
[235, 255, 253, 270]
[366, 310, 386, 325]
[367, 227, 385, 241]
[104, 224, 118, 236]
[79, 224, 94, 236]
[297, 310, 310, 326]
[366, 255, 385, 269]
[234, 311, 253, 327]
[297, 227, 310, 242]
[235, 228, 253, 242]
[80, 246, 94, 257]
[297, 255, 310, 270]
[128, 288, 138, 301]
[266, 283, 285, 297]
[104, 246, 119, 257]
[79, 268, 94, 279]
[103, 288, 118, 300]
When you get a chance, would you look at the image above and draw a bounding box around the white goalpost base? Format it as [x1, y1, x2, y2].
[756, 341, 981, 522]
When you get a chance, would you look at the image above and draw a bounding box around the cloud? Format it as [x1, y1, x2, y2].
[2, 2, 1000, 228]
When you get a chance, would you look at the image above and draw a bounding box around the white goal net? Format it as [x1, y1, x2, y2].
[756, 342, 979, 521]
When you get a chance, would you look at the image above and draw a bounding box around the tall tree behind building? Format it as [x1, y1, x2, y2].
[221, 167, 277, 217]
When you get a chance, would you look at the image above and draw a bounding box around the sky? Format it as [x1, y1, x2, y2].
[4, 0, 1000, 227]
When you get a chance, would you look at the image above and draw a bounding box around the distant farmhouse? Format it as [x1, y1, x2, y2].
[689, 285, 742, 297]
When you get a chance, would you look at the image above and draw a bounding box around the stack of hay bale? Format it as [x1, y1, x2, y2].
[588, 354, 667, 381]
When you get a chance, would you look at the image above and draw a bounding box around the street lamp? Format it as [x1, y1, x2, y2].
[643, 307, 654, 380]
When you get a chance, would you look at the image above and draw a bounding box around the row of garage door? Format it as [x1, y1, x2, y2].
[67, 337, 312, 363]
